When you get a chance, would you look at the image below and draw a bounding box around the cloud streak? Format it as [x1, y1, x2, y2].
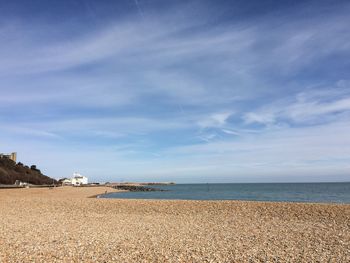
[244, 83, 350, 125]
[0, 0, 350, 182]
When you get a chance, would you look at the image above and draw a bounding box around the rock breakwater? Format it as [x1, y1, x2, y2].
[112, 185, 166, 192]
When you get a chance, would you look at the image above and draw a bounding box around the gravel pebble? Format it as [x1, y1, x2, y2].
[0, 186, 349, 262]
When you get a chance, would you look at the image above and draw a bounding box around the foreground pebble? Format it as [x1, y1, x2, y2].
[0, 187, 349, 262]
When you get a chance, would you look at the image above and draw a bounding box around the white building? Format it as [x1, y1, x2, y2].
[71, 172, 88, 186]
[60, 178, 72, 185]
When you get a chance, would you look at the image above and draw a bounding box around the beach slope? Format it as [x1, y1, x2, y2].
[0, 187, 349, 262]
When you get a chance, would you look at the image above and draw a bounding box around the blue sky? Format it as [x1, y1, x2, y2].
[1, 0, 350, 183]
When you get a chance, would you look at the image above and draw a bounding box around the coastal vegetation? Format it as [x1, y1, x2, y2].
[0, 158, 57, 185]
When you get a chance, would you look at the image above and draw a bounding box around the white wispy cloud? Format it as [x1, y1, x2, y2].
[0, 126, 62, 139]
[158, 119, 350, 180]
[197, 112, 233, 128]
[1, 1, 350, 182]
[244, 82, 350, 125]
[0, 2, 348, 110]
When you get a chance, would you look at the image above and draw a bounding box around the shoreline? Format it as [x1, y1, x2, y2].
[100, 196, 350, 205]
[97, 185, 350, 205]
[0, 186, 349, 262]
[1, 185, 349, 205]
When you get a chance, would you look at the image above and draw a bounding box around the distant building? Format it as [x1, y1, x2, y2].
[59, 178, 72, 186]
[58, 173, 88, 186]
[71, 172, 88, 186]
[15, 180, 28, 187]
[0, 152, 17, 162]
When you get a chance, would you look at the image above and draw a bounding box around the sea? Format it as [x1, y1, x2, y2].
[102, 182, 350, 203]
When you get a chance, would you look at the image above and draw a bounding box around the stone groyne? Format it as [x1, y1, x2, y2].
[112, 185, 167, 192]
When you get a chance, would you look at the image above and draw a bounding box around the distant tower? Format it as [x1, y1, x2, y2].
[0, 152, 17, 162]
[10, 152, 17, 162]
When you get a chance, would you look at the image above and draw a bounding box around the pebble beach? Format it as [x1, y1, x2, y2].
[0, 186, 349, 262]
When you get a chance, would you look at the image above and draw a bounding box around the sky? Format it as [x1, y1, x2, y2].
[0, 0, 350, 183]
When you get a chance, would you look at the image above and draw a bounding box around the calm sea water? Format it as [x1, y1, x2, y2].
[102, 183, 350, 203]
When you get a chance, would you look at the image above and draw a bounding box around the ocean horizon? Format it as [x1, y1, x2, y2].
[102, 182, 350, 203]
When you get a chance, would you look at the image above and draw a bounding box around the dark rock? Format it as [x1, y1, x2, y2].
[112, 185, 166, 192]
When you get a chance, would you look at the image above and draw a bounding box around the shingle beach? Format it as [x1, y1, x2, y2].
[0, 186, 349, 262]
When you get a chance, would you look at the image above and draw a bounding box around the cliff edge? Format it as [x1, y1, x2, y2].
[0, 158, 57, 185]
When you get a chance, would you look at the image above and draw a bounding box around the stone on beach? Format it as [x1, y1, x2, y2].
[0, 186, 349, 262]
